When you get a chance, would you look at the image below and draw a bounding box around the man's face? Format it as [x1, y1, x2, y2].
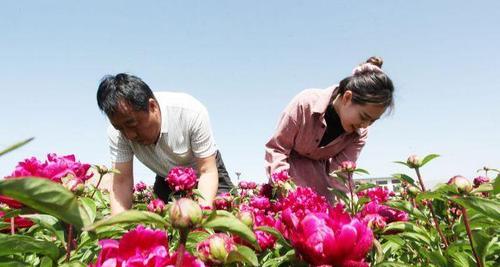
[109, 99, 161, 145]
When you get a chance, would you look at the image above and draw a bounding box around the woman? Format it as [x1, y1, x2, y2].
[265, 57, 394, 201]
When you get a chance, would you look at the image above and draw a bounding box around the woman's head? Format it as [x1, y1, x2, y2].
[334, 56, 395, 133]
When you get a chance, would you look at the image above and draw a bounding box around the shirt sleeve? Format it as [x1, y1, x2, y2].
[107, 125, 134, 163]
[190, 106, 217, 158]
[328, 128, 368, 172]
[264, 97, 301, 177]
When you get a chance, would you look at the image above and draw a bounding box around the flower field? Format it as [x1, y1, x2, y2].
[0, 140, 499, 266]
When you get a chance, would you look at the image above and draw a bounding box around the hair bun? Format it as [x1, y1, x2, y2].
[352, 56, 384, 76]
[366, 56, 383, 68]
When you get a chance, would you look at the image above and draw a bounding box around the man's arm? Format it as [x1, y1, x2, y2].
[195, 154, 218, 208]
[110, 161, 134, 215]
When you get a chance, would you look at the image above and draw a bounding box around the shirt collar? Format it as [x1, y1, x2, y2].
[312, 85, 364, 136]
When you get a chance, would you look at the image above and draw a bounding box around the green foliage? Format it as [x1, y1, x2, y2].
[202, 210, 259, 249]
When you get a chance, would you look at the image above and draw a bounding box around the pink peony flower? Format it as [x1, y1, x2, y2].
[166, 167, 198, 192]
[358, 201, 408, 230]
[134, 181, 148, 192]
[278, 187, 330, 221]
[339, 161, 356, 172]
[90, 225, 171, 267]
[258, 183, 273, 198]
[196, 233, 237, 265]
[239, 181, 257, 190]
[147, 199, 166, 214]
[165, 251, 206, 267]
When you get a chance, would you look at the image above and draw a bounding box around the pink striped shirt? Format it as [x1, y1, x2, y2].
[265, 85, 368, 201]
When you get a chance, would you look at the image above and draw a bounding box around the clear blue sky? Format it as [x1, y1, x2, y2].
[1, 1, 499, 188]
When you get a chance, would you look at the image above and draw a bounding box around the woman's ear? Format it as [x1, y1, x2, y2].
[342, 90, 353, 105]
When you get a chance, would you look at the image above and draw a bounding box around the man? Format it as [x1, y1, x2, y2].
[97, 73, 233, 215]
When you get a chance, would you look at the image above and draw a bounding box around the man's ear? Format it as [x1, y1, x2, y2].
[148, 98, 158, 112]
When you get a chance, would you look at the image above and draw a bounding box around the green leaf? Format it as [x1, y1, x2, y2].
[79, 197, 97, 224]
[372, 239, 384, 263]
[426, 250, 448, 266]
[392, 173, 416, 186]
[472, 230, 496, 266]
[0, 257, 31, 267]
[0, 178, 91, 229]
[393, 161, 409, 167]
[255, 226, 291, 248]
[20, 214, 66, 246]
[203, 212, 258, 249]
[450, 196, 500, 222]
[383, 222, 431, 245]
[493, 175, 500, 195]
[470, 183, 493, 194]
[0, 137, 34, 157]
[226, 245, 259, 266]
[374, 262, 410, 267]
[84, 210, 168, 231]
[420, 154, 440, 167]
[354, 168, 370, 175]
[355, 183, 376, 193]
[58, 262, 86, 267]
[0, 234, 61, 260]
[40, 256, 53, 267]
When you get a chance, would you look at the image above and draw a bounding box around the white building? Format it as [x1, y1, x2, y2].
[354, 177, 401, 192]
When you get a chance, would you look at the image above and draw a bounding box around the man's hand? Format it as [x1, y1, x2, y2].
[110, 161, 134, 215]
[195, 154, 218, 208]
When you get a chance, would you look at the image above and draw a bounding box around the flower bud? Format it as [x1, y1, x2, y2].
[339, 161, 356, 172]
[169, 198, 202, 229]
[407, 185, 420, 196]
[95, 164, 109, 176]
[406, 155, 422, 169]
[447, 175, 473, 194]
[237, 210, 254, 228]
[196, 233, 237, 265]
[147, 199, 166, 214]
[473, 176, 490, 188]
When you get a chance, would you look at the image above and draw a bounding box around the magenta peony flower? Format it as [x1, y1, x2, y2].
[271, 170, 290, 184]
[278, 187, 330, 221]
[134, 181, 148, 192]
[147, 199, 166, 214]
[357, 187, 395, 203]
[214, 192, 233, 211]
[286, 212, 373, 267]
[165, 250, 206, 267]
[258, 183, 273, 198]
[196, 233, 237, 265]
[166, 167, 198, 192]
[0, 211, 33, 231]
[0, 195, 23, 209]
[358, 201, 408, 230]
[8, 153, 93, 183]
[249, 196, 271, 211]
[90, 225, 171, 267]
[339, 161, 356, 172]
[473, 176, 490, 188]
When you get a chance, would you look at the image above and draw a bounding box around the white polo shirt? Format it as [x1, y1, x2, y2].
[107, 92, 217, 177]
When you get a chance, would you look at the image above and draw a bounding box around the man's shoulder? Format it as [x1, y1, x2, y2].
[154, 91, 205, 112]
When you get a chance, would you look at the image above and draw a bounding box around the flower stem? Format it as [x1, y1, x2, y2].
[347, 172, 355, 214]
[91, 173, 104, 198]
[415, 167, 449, 248]
[65, 224, 73, 262]
[462, 207, 483, 267]
[10, 217, 15, 235]
[176, 230, 188, 267]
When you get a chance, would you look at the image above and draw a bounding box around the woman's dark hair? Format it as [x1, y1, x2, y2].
[338, 56, 394, 110]
[96, 73, 156, 116]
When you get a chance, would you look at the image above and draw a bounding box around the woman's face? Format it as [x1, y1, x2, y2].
[337, 90, 387, 133]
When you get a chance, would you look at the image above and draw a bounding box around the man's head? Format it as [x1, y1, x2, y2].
[97, 73, 161, 145]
